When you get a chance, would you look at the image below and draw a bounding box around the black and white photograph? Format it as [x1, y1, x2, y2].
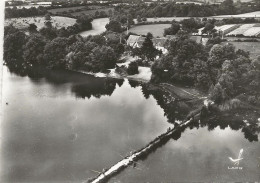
[1, 0, 260, 182]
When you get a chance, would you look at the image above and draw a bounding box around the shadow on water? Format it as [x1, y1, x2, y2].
[7, 65, 125, 99]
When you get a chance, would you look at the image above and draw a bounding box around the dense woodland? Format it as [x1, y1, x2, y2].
[4, 24, 125, 75]
[113, 0, 260, 18]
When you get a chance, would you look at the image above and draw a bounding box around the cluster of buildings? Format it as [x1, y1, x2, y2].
[127, 34, 208, 55]
[126, 35, 174, 54]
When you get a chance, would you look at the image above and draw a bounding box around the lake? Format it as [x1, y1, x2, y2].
[1, 67, 171, 182]
[1, 67, 260, 182]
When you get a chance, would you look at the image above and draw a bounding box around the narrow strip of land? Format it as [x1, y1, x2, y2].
[86, 119, 191, 183]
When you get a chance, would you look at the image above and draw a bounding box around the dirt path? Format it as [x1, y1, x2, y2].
[160, 83, 207, 100]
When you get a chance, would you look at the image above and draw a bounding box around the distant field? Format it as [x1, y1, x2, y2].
[134, 11, 260, 24]
[48, 6, 113, 17]
[128, 24, 171, 37]
[214, 11, 260, 18]
[229, 41, 260, 59]
[5, 16, 76, 30]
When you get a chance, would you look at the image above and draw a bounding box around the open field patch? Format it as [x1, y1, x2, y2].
[228, 41, 260, 59]
[48, 6, 113, 17]
[128, 24, 171, 37]
[5, 16, 76, 30]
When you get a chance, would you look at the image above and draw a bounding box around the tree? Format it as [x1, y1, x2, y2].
[151, 32, 209, 88]
[220, 0, 235, 14]
[181, 18, 201, 33]
[164, 22, 180, 36]
[4, 30, 27, 67]
[108, 9, 113, 16]
[87, 35, 106, 46]
[95, 10, 100, 17]
[127, 61, 139, 75]
[115, 43, 125, 56]
[141, 33, 158, 61]
[43, 37, 68, 69]
[105, 20, 123, 33]
[137, 15, 142, 23]
[202, 23, 216, 36]
[76, 14, 93, 31]
[4, 24, 19, 36]
[23, 34, 46, 66]
[206, 44, 236, 84]
[91, 46, 117, 71]
[66, 41, 96, 70]
[44, 13, 51, 21]
[45, 21, 52, 28]
[58, 27, 69, 37]
[39, 27, 57, 40]
[28, 23, 38, 34]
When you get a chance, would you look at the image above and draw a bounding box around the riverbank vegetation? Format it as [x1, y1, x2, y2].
[4, 25, 125, 74]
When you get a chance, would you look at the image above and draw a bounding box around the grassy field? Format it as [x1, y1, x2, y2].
[229, 41, 260, 59]
[48, 6, 113, 17]
[128, 24, 171, 37]
[5, 16, 76, 30]
[79, 18, 109, 37]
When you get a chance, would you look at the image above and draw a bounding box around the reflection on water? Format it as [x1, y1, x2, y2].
[1, 66, 260, 182]
[1, 67, 171, 182]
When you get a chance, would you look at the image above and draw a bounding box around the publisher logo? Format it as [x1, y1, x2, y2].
[228, 149, 243, 170]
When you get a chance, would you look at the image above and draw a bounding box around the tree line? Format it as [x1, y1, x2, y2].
[4, 24, 125, 75]
[5, 6, 48, 19]
[113, 0, 260, 19]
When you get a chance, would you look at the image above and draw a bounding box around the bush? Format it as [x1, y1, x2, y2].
[127, 62, 139, 75]
[248, 96, 256, 105]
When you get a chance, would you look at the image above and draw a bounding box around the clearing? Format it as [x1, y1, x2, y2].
[128, 24, 171, 37]
[229, 41, 260, 59]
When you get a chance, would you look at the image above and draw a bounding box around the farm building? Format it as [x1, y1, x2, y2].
[195, 23, 260, 37]
[127, 35, 169, 54]
[127, 35, 145, 47]
[226, 24, 255, 36]
[215, 24, 241, 35]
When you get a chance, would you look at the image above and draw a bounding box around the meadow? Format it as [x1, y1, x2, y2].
[229, 41, 260, 59]
[128, 24, 171, 37]
[5, 16, 77, 30]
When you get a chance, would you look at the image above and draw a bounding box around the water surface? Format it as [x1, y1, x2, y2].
[1, 67, 171, 182]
